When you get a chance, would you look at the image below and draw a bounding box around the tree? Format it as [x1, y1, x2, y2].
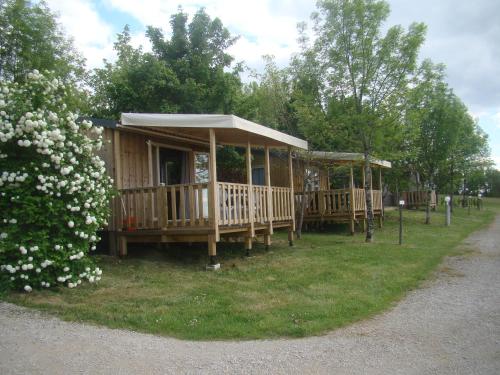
[0, 0, 85, 83]
[308, 0, 426, 241]
[90, 26, 180, 118]
[91, 8, 243, 119]
[237, 56, 300, 136]
[146, 7, 242, 114]
[0, 70, 112, 291]
[407, 60, 452, 223]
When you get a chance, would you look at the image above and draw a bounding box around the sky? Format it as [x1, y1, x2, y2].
[44, 0, 500, 168]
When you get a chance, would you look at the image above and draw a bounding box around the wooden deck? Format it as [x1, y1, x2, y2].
[115, 182, 294, 254]
[401, 190, 436, 209]
[295, 188, 383, 232]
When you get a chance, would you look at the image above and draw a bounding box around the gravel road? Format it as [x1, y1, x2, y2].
[1, 215, 499, 375]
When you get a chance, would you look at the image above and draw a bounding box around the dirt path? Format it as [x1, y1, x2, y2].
[1, 216, 499, 375]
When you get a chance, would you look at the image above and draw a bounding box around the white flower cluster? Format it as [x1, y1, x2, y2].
[0, 70, 112, 292]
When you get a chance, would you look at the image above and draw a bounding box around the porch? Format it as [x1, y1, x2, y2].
[296, 188, 383, 227]
[110, 114, 307, 265]
[294, 152, 390, 234]
[401, 190, 437, 209]
[118, 182, 293, 233]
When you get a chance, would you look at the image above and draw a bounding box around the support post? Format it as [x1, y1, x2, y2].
[246, 141, 255, 238]
[349, 164, 355, 235]
[206, 234, 220, 270]
[208, 129, 220, 243]
[264, 146, 273, 235]
[147, 140, 153, 187]
[378, 167, 383, 228]
[361, 165, 367, 230]
[244, 236, 253, 257]
[288, 147, 295, 246]
[399, 202, 403, 245]
[118, 235, 127, 257]
[113, 130, 123, 256]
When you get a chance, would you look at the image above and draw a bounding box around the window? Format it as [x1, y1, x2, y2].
[194, 153, 209, 183]
[305, 167, 320, 191]
[252, 167, 265, 185]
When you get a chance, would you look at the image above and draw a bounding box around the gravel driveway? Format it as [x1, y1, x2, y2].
[1, 215, 499, 375]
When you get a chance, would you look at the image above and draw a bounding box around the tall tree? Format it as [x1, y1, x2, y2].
[407, 60, 452, 223]
[90, 26, 180, 118]
[309, 0, 426, 241]
[91, 8, 243, 119]
[0, 0, 84, 82]
[146, 8, 242, 114]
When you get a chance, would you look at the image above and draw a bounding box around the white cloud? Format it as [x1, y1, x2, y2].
[47, 0, 116, 68]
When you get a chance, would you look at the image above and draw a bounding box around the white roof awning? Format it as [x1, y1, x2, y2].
[306, 151, 392, 168]
[120, 113, 308, 150]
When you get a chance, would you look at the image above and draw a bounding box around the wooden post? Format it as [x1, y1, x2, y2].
[208, 129, 219, 252]
[246, 141, 255, 238]
[147, 141, 153, 187]
[113, 130, 125, 256]
[244, 236, 253, 257]
[264, 146, 273, 249]
[378, 167, 383, 228]
[288, 147, 295, 246]
[361, 164, 367, 231]
[349, 164, 355, 235]
[369, 167, 374, 227]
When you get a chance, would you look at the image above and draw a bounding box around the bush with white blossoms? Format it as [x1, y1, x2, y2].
[0, 70, 112, 292]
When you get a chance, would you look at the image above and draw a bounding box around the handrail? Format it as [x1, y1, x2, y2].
[118, 183, 209, 230]
[118, 182, 294, 231]
[295, 188, 384, 217]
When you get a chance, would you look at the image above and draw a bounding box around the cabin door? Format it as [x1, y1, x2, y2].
[158, 148, 185, 185]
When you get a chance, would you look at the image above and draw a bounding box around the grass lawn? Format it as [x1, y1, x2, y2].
[4, 198, 500, 340]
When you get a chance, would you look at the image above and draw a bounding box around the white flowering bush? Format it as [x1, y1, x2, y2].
[0, 70, 112, 292]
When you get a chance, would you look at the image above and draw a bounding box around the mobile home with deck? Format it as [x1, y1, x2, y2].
[295, 151, 391, 234]
[96, 114, 308, 267]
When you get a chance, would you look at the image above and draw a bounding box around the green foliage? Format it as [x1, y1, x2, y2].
[0, 0, 88, 111]
[91, 8, 243, 119]
[238, 56, 300, 136]
[0, 0, 84, 80]
[310, 0, 426, 154]
[0, 71, 112, 292]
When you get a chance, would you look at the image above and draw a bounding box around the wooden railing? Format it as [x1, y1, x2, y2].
[218, 182, 251, 226]
[323, 189, 351, 214]
[402, 190, 436, 208]
[119, 182, 295, 231]
[272, 187, 293, 222]
[217, 183, 294, 226]
[353, 188, 366, 211]
[295, 188, 382, 217]
[372, 190, 383, 211]
[119, 183, 209, 230]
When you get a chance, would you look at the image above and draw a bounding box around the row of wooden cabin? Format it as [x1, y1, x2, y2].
[95, 113, 396, 267]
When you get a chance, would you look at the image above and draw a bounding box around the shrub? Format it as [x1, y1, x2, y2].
[0, 70, 112, 291]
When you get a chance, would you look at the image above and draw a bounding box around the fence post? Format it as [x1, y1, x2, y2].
[399, 199, 404, 245]
[445, 196, 451, 226]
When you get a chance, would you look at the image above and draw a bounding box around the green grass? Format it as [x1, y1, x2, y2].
[4, 198, 500, 340]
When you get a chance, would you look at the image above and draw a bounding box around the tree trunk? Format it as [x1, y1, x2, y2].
[296, 191, 307, 239]
[425, 188, 431, 224]
[462, 177, 467, 208]
[364, 151, 374, 242]
[296, 159, 311, 239]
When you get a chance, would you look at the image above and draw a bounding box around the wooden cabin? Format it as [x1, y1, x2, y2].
[401, 190, 437, 209]
[96, 114, 308, 268]
[293, 152, 391, 234]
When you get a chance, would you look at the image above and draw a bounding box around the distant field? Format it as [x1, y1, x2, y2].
[5, 198, 499, 340]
